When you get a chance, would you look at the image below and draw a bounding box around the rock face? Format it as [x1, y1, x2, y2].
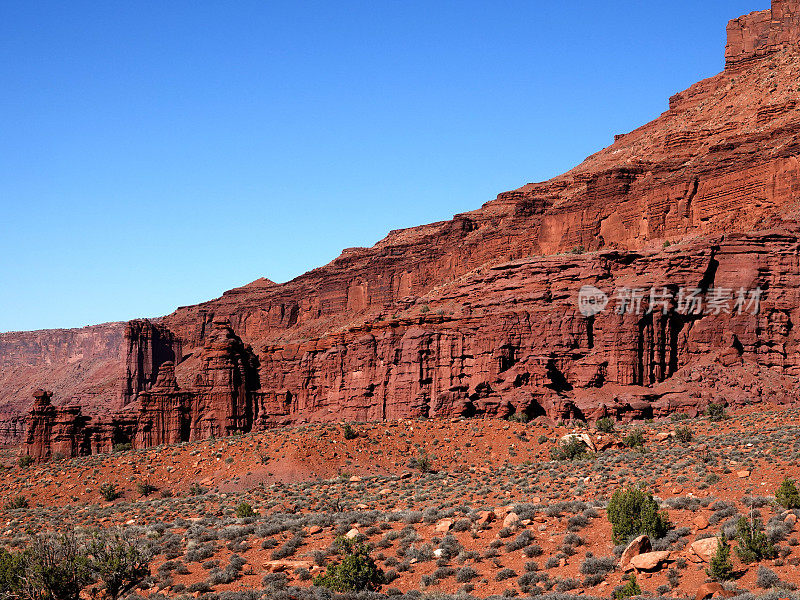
[135, 318, 260, 447]
[726, 0, 800, 68]
[122, 320, 182, 406]
[0, 323, 125, 446]
[13, 0, 800, 459]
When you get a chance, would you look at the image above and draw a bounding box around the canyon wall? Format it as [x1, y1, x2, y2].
[0, 323, 125, 446]
[12, 0, 800, 459]
[726, 0, 800, 68]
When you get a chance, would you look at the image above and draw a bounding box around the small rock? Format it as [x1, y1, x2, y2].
[349, 476, 362, 483]
[345, 528, 360, 539]
[503, 512, 520, 529]
[694, 514, 710, 530]
[476, 510, 495, 525]
[435, 519, 453, 533]
[737, 470, 750, 478]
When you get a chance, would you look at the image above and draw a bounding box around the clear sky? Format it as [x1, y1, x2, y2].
[0, 1, 769, 333]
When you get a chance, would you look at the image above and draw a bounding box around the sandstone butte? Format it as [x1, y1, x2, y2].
[6, 0, 800, 460]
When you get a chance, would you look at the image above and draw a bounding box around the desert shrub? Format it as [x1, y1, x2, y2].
[757, 565, 781, 588]
[136, 481, 157, 497]
[88, 529, 152, 599]
[736, 515, 777, 563]
[186, 543, 217, 563]
[235, 502, 257, 518]
[705, 402, 726, 421]
[607, 485, 670, 544]
[675, 425, 693, 443]
[524, 544, 543, 558]
[437, 535, 462, 560]
[452, 518, 471, 532]
[272, 533, 304, 560]
[567, 514, 589, 531]
[706, 535, 734, 581]
[776, 477, 800, 509]
[99, 483, 121, 501]
[186, 581, 212, 593]
[17, 455, 34, 468]
[409, 451, 434, 473]
[0, 548, 24, 596]
[623, 428, 645, 449]
[579, 555, 615, 575]
[312, 537, 384, 592]
[506, 530, 534, 552]
[596, 418, 615, 433]
[342, 424, 358, 440]
[614, 574, 642, 599]
[188, 482, 206, 496]
[550, 438, 590, 461]
[455, 566, 478, 583]
[709, 500, 737, 525]
[557, 577, 581, 592]
[5, 496, 28, 510]
[432, 566, 455, 580]
[495, 568, 516, 581]
[112, 442, 132, 453]
[23, 532, 95, 600]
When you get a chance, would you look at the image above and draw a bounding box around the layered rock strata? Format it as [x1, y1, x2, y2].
[13, 0, 800, 459]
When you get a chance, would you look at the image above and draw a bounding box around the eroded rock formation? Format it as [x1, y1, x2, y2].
[14, 0, 800, 459]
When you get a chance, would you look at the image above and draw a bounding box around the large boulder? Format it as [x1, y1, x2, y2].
[627, 551, 672, 572]
[619, 534, 652, 570]
[695, 582, 737, 600]
[558, 433, 596, 452]
[686, 537, 719, 563]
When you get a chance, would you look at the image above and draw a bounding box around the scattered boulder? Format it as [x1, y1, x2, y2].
[435, 519, 453, 533]
[686, 537, 718, 563]
[559, 433, 596, 452]
[693, 514, 710, 530]
[620, 534, 652, 570]
[477, 510, 495, 525]
[264, 560, 314, 573]
[503, 512, 520, 529]
[627, 551, 672, 572]
[695, 582, 736, 600]
[345, 527, 360, 539]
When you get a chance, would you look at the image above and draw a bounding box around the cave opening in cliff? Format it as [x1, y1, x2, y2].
[523, 399, 546, 420]
[545, 359, 573, 393]
[498, 344, 517, 372]
[111, 429, 132, 449]
[179, 415, 191, 443]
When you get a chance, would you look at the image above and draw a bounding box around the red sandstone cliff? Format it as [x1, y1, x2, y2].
[9, 0, 800, 459]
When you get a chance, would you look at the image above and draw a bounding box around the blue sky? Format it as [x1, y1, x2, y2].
[0, 1, 768, 332]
